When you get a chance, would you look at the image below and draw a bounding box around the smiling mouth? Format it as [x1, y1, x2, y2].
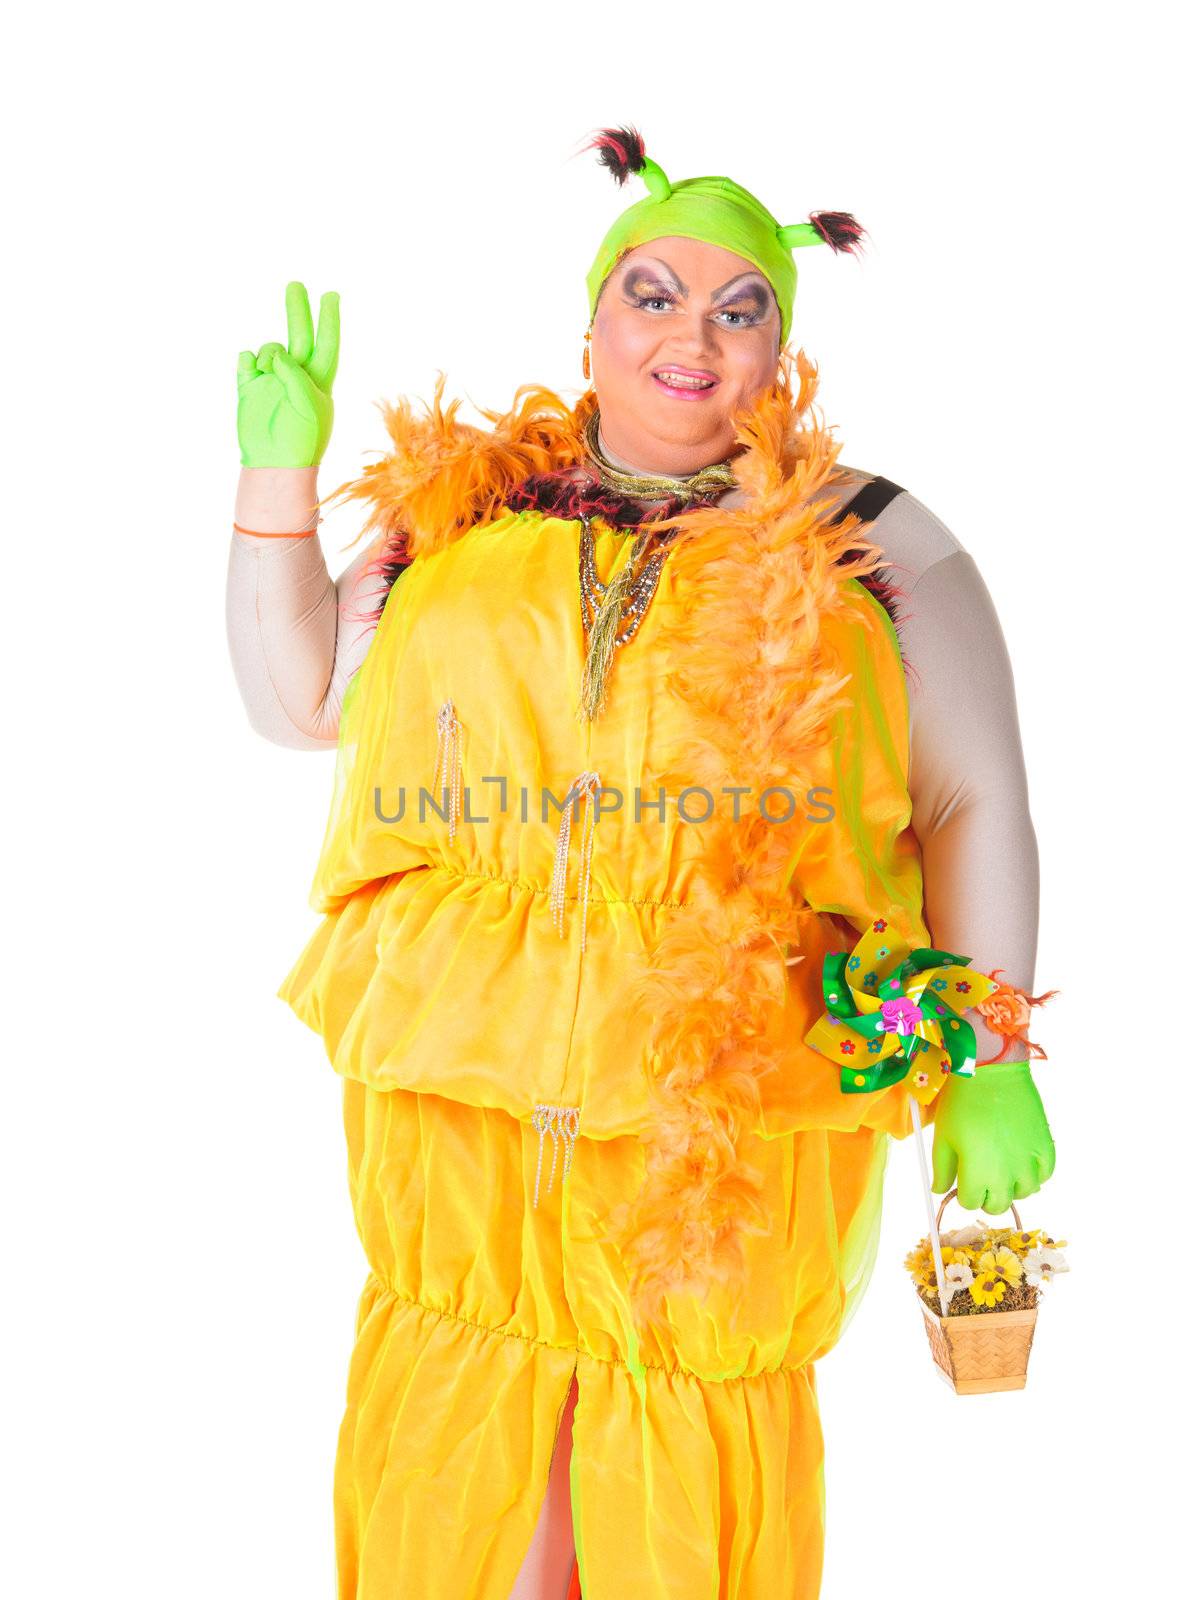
[652, 369, 719, 396]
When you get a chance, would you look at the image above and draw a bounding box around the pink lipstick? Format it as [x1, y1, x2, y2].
[651, 364, 720, 401]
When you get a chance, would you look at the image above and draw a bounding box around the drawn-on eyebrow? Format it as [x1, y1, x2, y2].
[710, 272, 767, 302]
[625, 258, 687, 295]
[627, 257, 768, 303]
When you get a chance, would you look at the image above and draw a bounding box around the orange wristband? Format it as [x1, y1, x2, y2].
[233, 520, 320, 539]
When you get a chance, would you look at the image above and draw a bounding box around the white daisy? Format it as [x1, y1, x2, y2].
[944, 1262, 974, 1293]
[1023, 1245, 1070, 1285]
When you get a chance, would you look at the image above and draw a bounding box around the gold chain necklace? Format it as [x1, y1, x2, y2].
[580, 406, 739, 504]
[576, 409, 738, 723]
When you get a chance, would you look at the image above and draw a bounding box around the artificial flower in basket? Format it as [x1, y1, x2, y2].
[906, 1187, 1069, 1393]
[804, 916, 1060, 1395]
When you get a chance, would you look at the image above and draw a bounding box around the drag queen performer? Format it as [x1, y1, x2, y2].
[226, 128, 1057, 1599]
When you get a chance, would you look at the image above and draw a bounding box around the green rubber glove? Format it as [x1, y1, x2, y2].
[930, 1061, 1056, 1214]
[236, 281, 340, 468]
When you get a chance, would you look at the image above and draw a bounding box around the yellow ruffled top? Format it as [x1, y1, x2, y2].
[278, 506, 929, 1142]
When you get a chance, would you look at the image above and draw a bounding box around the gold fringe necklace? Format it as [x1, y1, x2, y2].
[576, 408, 738, 722]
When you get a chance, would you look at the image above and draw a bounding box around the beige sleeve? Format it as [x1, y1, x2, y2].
[895, 546, 1041, 1064]
[224, 531, 391, 750]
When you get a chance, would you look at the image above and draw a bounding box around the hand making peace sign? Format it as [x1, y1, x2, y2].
[236, 282, 340, 468]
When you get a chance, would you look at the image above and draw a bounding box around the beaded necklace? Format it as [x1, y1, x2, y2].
[576, 407, 737, 722]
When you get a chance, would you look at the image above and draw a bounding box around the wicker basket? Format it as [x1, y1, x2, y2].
[920, 1188, 1038, 1395]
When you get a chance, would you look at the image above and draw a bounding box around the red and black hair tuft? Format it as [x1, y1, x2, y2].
[580, 125, 648, 186]
[809, 211, 866, 254]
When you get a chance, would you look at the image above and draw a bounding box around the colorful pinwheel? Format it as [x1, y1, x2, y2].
[803, 917, 1000, 1106]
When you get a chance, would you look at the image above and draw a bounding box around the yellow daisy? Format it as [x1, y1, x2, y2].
[969, 1248, 1023, 1307]
[905, 1243, 932, 1279]
[969, 1266, 1009, 1308]
[907, 1240, 975, 1297]
[1006, 1228, 1046, 1256]
[984, 1247, 1023, 1286]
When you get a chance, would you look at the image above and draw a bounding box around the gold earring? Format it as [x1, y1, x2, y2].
[582, 329, 591, 380]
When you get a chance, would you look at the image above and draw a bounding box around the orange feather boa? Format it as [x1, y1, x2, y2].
[327, 349, 895, 1334]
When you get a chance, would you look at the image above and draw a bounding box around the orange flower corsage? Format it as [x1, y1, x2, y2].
[975, 971, 1060, 1064]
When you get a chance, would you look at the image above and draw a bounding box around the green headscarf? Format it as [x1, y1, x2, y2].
[582, 128, 864, 347]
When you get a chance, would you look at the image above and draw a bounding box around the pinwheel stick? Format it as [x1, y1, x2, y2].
[909, 1095, 950, 1315]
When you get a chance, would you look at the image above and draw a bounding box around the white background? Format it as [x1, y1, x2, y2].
[6, 3, 1196, 1595]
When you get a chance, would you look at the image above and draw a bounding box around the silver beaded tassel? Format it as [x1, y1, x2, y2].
[549, 770, 602, 953]
[531, 1104, 581, 1207]
[433, 698, 463, 841]
[578, 517, 669, 645]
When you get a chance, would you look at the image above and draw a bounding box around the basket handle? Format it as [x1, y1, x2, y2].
[935, 1186, 1023, 1234]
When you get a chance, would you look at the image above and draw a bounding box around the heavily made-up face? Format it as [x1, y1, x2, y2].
[589, 234, 782, 477]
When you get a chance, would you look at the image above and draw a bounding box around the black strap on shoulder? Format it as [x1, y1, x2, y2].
[833, 475, 905, 527]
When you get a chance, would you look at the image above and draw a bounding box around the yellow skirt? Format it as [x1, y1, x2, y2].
[335, 1083, 890, 1598]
